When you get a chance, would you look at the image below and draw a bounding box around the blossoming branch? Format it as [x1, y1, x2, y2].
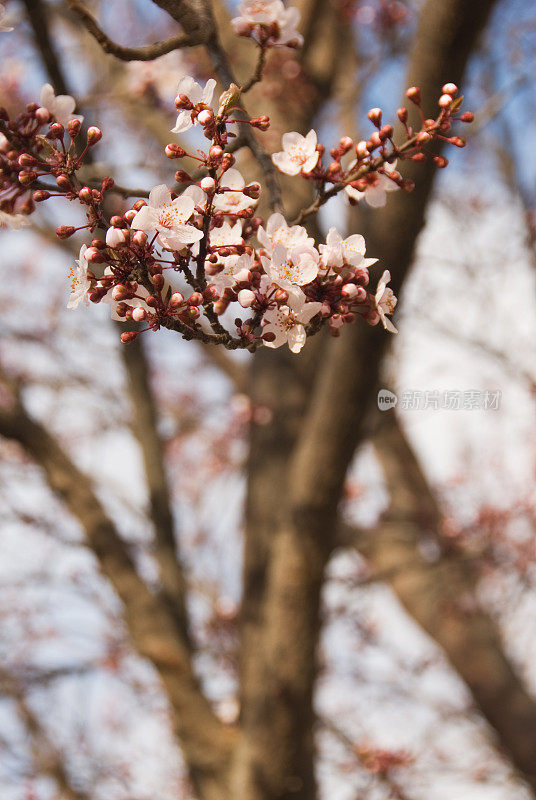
[0, 0, 473, 354]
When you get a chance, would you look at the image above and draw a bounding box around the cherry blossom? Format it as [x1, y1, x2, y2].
[375, 270, 398, 333]
[67, 245, 91, 309]
[39, 83, 83, 127]
[131, 184, 203, 249]
[0, 210, 29, 229]
[232, 0, 303, 47]
[319, 227, 378, 270]
[272, 130, 319, 176]
[257, 212, 313, 253]
[209, 220, 243, 248]
[264, 243, 319, 291]
[213, 169, 259, 213]
[345, 160, 399, 207]
[172, 76, 216, 134]
[262, 292, 323, 353]
[210, 252, 255, 289]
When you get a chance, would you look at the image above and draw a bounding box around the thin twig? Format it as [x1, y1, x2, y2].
[68, 0, 201, 61]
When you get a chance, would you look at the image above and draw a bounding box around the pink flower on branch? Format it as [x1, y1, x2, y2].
[272, 130, 319, 176]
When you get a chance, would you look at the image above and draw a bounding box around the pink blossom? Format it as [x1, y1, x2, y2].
[272, 130, 319, 176]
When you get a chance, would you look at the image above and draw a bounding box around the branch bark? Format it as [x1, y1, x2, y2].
[0, 398, 234, 800]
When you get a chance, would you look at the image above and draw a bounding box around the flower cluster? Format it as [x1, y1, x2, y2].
[0, 64, 471, 354]
[232, 0, 303, 48]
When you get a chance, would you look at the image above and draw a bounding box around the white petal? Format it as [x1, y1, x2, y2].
[172, 111, 193, 133]
[221, 168, 244, 190]
[131, 205, 155, 231]
[149, 184, 172, 208]
[282, 131, 304, 150]
[288, 324, 306, 353]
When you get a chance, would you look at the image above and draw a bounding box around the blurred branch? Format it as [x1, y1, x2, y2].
[21, 0, 70, 94]
[0, 386, 235, 799]
[68, 0, 202, 60]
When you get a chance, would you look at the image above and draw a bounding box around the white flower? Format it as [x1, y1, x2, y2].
[67, 245, 91, 309]
[375, 270, 398, 333]
[0, 4, 13, 32]
[211, 252, 254, 289]
[272, 130, 318, 176]
[257, 212, 313, 254]
[319, 227, 378, 270]
[213, 169, 258, 213]
[131, 184, 203, 250]
[172, 76, 216, 134]
[262, 292, 322, 353]
[39, 84, 83, 127]
[0, 209, 29, 229]
[264, 243, 319, 291]
[344, 160, 399, 208]
[209, 220, 243, 248]
[232, 1, 303, 47]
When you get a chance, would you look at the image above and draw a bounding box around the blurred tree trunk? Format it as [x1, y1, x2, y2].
[234, 1, 499, 798]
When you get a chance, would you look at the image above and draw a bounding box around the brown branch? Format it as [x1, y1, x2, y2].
[0, 396, 234, 800]
[120, 331, 191, 644]
[68, 0, 202, 61]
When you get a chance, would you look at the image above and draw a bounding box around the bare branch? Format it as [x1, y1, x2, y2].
[68, 0, 202, 61]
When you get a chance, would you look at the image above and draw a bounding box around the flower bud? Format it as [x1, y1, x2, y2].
[132, 307, 146, 322]
[87, 126, 102, 146]
[121, 331, 139, 344]
[397, 107, 408, 124]
[188, 292, 204, 306]
[238, 289, 255, 308]
[197, 109, 213, 125]
[18, 153, 38, 168]
[250, 115, 270, 131]
[356, 140, 370, 159]
[339, 136, 353, 152]
[132, 199, 147, 211]
[132, 230, 148, 246]
[200, 176, 216, 191]
[35, 107, 51, 124]
[101, 176, 115, 192]
[165, 143, 186, 159]
[112, 285, 129, 301]
[56, 225, 76, 239]
[341, 283, 359, 300]
[209, 145, 223, 160]
[449, 136, 466, 148]
[221, 153, 235, 170]
[442, 83, 458, 96]
[433, 155, 449, 168]
[68, 119, 82, 138]
[367, 107, 382, 126]
[33, 190, 50, 202]
[78, 186, 92, 203]
[416, 131, 431, 144]
[124, 209, 137, 224]
[406, 86, 421, 105]
[106, 228, 129, 248]
[213, 299, 229, 315]
[169, 292, 184, 308]
[438, 94, 453, 108]
[175, 170, 192, 183]
[56, 174, 72, 191]
[459, 112, 474, 123]
[18, 170, 37, 186]
[152, 274, 165, 291]
[187, 306, 201, 319]
[48, 122, 64, 139]
[242, 182, 261, 199]
[174, 93, 192, 109]
[274, 288, 288, 304]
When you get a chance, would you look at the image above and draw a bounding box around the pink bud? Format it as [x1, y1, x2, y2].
[169, 292, 184, 308]
[132, 230, 148, 246]
[442, 83, 458, 96]
[234, 268, 251, 284]
[397, 107, 408, 124]
[356, 141, 370, 159]
[438, 94, 452, 108]
[112, 285, 129, 301]
[165, 143, 186, 158]
[209, 145, 223, 160]
[406, 86, 421, 105]
[106, 228, 128, 248]
[200, 176, 216, 191]
[341, 283, 359, 300]
[367, 107, 382, 126]
[124, 209, 137, 224]
[238, 289, 255, 308]
[188, 292, 204, 306]
[56, 225, 76, 239]
[68, 119, 81, 138]
[87, 126, 102, 146]
[35, 107, 51, 124]
[197, 109, 213, 125]
[121, 331, 139, 344]
[132, 307, 146, 322]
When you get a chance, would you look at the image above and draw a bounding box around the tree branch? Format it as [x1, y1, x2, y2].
[68, 0, 202, 61]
